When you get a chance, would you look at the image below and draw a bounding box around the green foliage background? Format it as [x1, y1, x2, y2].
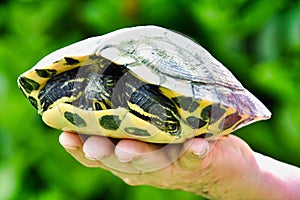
[0, 0, 300, 199]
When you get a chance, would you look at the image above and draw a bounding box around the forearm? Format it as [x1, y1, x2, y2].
[254, 153, 300, 200]
[182, 153, 300, 200]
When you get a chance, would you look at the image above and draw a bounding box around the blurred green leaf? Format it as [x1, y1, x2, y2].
[0, 0, 299, 199]
[252, 60, 296, 99]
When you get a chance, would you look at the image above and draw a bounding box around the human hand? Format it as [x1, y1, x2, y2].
[59, 132, 271, 199]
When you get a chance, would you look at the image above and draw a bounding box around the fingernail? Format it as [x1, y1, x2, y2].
[84, 150, 106, 161]
[192, 140, 210, 158]
[83, 146, 102, 160]
[115, 147, 134, 163]
[118, 157, 133, 163]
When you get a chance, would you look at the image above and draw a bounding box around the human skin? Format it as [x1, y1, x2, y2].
[59, 132, 300, 200]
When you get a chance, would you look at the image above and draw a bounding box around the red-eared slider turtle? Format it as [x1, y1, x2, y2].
[17, 25, 271, 143]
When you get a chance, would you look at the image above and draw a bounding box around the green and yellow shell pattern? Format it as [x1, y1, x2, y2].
[17, 26, 271, 143]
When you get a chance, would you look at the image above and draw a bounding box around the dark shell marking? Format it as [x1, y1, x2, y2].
[64, 57, 80, 65]
[124, 127, 151, 136]
[64, 111, 87, 127]
[172, 96, 199, 112]
[186, 116, 206, 129]
[19, 77, 40, 93]
[99, 115, 121, 130]
[28, 96, 38, 110]
[35, 69, 57, 78]
[201, 104, 226, 123]
[221, 112, 242, 130]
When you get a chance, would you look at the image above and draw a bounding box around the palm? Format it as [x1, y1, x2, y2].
[59, 132, 257, 199]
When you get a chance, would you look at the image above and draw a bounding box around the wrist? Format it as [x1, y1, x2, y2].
[255, 153, 300, 200]
[180, 148, 300, 200]
[177, 143, 263, 199]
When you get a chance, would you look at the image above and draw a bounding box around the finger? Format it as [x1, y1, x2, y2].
[82, 136, 137, 172]
[81, 137, 141, 173]
[83, 136, 115, 160]
[59, 131, 83, 150]
[114, 139, 153, 162]
[177, 138, 211, 170]
[115, 140, 171, 172]
[59, 132, 104, 168]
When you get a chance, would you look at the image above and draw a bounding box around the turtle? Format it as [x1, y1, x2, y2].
[17, 25, 271, 143]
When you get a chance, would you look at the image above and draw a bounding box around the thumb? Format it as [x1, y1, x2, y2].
[178, 138, 211, 169]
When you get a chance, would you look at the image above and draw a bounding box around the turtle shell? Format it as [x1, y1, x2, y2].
[17, 25, 271, 143]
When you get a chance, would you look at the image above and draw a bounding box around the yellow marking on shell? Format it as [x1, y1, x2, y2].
[43, 104, 125, 134]
[159, 86, 246, 136]
[93, 100, 111, 110]
[125, 81, 180, 123]
[127, 102, 160, 120]
[18, 55, 106, 112]
[18, 55, 106, 113]
[43, 92, 83, 114]
[119, 112, 197, 143]
[28, 90, 43, 112]
[19, 56, 91, 94]
[60, 78, 85, 89]
[24, 54, 251, 140]
[42, 100, 248, 143]
[42, 103, 195, 143]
